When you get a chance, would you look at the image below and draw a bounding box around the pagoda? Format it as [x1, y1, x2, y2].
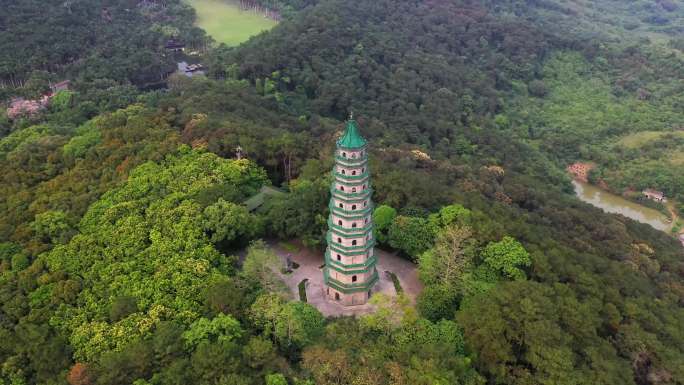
[324, 117, 378, 305]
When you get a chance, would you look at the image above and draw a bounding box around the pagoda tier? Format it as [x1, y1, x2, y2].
[324, 119, 378, 306]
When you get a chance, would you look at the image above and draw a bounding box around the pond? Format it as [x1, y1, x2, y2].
[572, 180, 671, 232]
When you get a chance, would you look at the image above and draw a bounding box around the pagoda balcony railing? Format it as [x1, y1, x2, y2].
[329, 203, 374, 217]
[326, 244, 370, 256]
[335, 155, 367, 165]
[324, 269, 379, 293]
[325, 254, 377, 275]
[330, 212, 370, 221]
[328, 228, 372, 241]
[330, 193, 370, 204]
[325, 249, 377, 269]
[327, 219, 373, 235]
[332, 178, 369, 188]
[327, 234, 375, 252]
[337, 143, 368, 151]
[333, 171, 369, 181]
[330, 187, 372, 199]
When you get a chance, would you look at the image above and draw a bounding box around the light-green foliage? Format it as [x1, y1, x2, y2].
[388, 216, 436, 260]
[266, 373, 288, 385]
[250, 293, 287, 339]
[203, 198, 262, 245]
[394, 318, 465, 356]
[250, 293, 324, 349]
[0, 124, 53, 158]
[481, 236, 531, 280]
[42, 147, 267, 361]
[418, 225, 474, 288]
[61, 120, 101, 159]
[428, 204, 472, 228]
[275, 301, 325, 349]
[242, 241, 289, 294]
[372, 204, 396, 244]
[183, 313, 243, 350]
[30, 210, 72, 243]
[49, 90, 73, 111]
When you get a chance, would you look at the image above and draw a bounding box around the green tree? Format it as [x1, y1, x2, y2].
[182, 314, 243, 351]
[203, 199, 262, 248]
[266, 373, 288, 385]
[372, 204, 396, 244]
[31, 210, 73, 244]
[242, 241, 288, 293]
[388, 216, 436, 260]
[274, 301, 325, 349]
[481, 236, 531, 280]
[418, 225, 474, 287]
[249, 293, 287, 339]
[428, 204, 472, 228]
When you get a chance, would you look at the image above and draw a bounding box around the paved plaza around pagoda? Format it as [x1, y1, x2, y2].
[271, 240, 422, 317]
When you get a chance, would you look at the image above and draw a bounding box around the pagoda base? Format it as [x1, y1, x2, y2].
[325, 285, 373, 306]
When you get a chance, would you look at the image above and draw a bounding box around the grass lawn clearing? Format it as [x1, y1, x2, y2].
[185, 0, 277, 46]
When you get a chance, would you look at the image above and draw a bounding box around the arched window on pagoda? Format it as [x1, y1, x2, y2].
[352, 188, 357, 193]
[365, 218, 368, 224]
[352, 205, 357, 210]
[340, 186, 345, 191]
[342, 152, 347, 158]
[352, 275, 357, 282]
[352, 170, 356, 175]
[363, 201, 367, 207]
[337, 254, 341, 261]
[342, 169, 346, 174]
[352, 223, 357, 228]
[339, 203, 343, 208]
[337, 237, 342, 243]
[338, 220, 342, 226]
[352, 240, 357, 246]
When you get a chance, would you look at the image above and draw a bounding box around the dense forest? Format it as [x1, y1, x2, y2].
[1, 0, 683, 385]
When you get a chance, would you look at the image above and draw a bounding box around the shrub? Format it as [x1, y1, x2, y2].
[298, 279, 308, 302]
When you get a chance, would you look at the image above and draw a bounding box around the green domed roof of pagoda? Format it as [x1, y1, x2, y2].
[337, 119, 367, 149]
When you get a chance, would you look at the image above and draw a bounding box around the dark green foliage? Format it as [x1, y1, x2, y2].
[108, 296, 138, 322]
[263, 178, 329, 248]
[0, 0, 209, 96]
[298, 279, 308, 302]
[386, 271, 402, 294]
[204, 278, 258, 320]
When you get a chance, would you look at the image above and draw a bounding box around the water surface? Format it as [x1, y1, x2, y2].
[572, 180, 671, 232]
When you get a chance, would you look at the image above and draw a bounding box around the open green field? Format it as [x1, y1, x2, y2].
[617, 130, 684, 149]
[185, 0, 277, 46]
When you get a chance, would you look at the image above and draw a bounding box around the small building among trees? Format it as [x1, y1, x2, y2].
[642, 189, 666, 203]
[164, 39, 185, 52]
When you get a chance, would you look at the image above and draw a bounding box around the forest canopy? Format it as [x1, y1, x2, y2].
[0, 0, 683, 385]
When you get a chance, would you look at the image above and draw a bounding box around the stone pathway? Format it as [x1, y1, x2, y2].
[270, 240, 422, 317]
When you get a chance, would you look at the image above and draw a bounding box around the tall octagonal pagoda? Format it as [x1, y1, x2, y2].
[324, 117, 378, 305]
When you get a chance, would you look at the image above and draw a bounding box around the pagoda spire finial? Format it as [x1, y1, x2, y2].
[349, 109, 353, 120]
[338, 115, 366, 149]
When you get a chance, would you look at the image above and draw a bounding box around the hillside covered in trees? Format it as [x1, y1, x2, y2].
[1, 1, 683, 385]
